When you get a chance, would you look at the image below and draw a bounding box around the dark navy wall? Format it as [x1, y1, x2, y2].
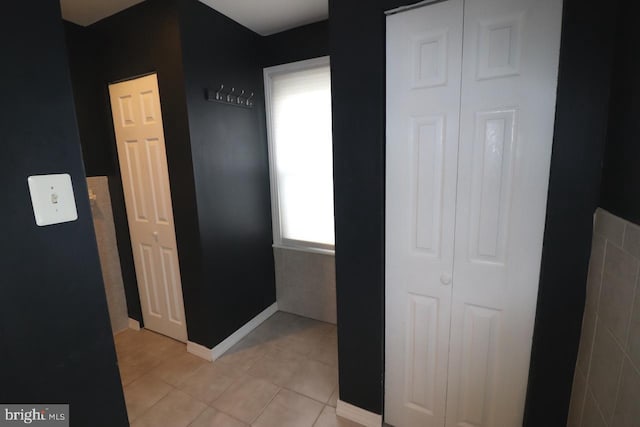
[526, 0, 618, 424]
[64, 22, 114, 177]
[65, 0, 277, 349]
[178, 0, 276, 347]
[600, 1, 640, 226]
[93, 0, 201, 333]
[0, 2, 127, 426]
[329, 0, 388, 414]
[64, 0, 199, 328]
[261, 20, 329, 68]
[329, 0, 617, 424]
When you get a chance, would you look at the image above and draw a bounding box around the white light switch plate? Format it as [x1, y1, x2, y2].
[27, 174, 78, 226]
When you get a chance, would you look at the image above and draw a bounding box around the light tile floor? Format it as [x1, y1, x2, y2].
[115, 311, 363, 427]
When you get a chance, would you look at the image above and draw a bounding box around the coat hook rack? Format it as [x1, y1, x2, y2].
[205, 84, 255, 109]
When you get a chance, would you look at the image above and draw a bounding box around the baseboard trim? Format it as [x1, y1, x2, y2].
[187, 341, 213, 362]
[185, 303, 278, 362]
[211, 302, 278, 360]
[128, 318, 141, 331]
[336, 400, 382, 427]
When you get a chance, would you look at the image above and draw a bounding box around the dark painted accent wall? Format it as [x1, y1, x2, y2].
[178, 0, 276, 347]
[64, 22, 114, 177]
[329, 0, 388, 414]
[600, 1, 640, 225]
[65, 0, 199, 327]
[65, 0, 277, 348]
[0, 2, 127, 426]
[526, 0, 618, 423]
[330, 0, 616, 423]
[261, 20, 329, 68]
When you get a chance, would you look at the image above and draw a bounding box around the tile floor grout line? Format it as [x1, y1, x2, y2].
[126, 383, 177, 425]
[119, 312, 340, 427]
[186, 404, 208, 427]
[215, 407, 248, 427]
[250, 385, 283, 425]
[310, 404, 327, 427]
[279, 382, 338, 407]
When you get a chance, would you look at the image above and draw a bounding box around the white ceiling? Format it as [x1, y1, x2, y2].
[60, 0, 328, 35]
[198, 0, 328, 36]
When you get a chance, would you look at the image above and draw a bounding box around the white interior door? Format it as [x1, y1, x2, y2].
[109, 74, 188, 342]
[385, 0, 563, 425]
[385, 1, 463, 426]
[446, 1, 562, 425]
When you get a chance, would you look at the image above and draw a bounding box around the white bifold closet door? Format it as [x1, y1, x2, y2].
[109, 74, 188, 343]
[385, 0, 563, 426]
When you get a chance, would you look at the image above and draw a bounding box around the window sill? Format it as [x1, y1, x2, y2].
[272, 243, 335, 256]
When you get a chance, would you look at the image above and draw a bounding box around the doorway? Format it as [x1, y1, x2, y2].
[384, 0, 563, 425]
[108, 73, 188, 342]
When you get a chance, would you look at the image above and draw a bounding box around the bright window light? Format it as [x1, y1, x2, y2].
[265, 57, 335, 252]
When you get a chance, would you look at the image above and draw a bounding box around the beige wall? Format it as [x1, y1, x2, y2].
[567, 209, 640, 426]
[88, 176, 129, 334]
[274, 247, 336, 324]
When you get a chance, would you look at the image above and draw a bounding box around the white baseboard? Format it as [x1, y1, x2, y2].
[185, 302, 278, 362]
[336, 400, 382, 427]
[128, 318, 141, 331]
[187, 341, 214, 362]
[211, 302, 278, 360]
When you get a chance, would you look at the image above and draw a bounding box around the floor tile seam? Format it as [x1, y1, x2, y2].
[249, 385, 283, 425]
[310, 404, 332, 427]
[127, 382, 178, 424]
[120, 356, 167, 375]
[148, 369, 186, 390]
[200, 406, 248, 427]
[280, 383, 336, 406]
[306, 353, 339, 369]
[251, 386, 328, 426]
[178, 369, 237, 406]
[123, 371, 170, 391]
[207, 375, 279, 423]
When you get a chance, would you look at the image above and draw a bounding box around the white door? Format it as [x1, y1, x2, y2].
[385, 1, 463, 426]
[446, 0, 562, 425]
[109, 74, 188, 342]
[385, 0, 563, 425]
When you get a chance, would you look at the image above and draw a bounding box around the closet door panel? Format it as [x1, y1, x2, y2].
[446, 0, 563, 426]
[385, 1, 463, 426]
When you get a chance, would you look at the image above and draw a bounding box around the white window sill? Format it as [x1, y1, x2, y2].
[272, 243, 335, 256]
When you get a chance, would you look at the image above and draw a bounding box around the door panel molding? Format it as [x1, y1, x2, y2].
[385, 1, 563, 426]
[109, 73, 188, 342]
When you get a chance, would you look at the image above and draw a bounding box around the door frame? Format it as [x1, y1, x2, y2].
[107, 72, 189, 342]
[383, 0, 563, 424]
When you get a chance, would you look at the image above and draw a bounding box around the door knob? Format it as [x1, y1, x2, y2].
[153, 231, 159, 242]
[440, 273, 452, 285]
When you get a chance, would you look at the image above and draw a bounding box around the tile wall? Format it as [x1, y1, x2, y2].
[274, 248, 336, 324]
[88, 176, 129, 334]
[567, 209, 640, 426]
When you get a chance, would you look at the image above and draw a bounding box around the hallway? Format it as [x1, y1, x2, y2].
[116, 312, 355, 426]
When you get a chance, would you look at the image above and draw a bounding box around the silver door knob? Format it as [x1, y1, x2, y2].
[440, 273, 452, 285]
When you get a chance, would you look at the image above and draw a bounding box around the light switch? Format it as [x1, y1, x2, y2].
[27, 174, 78, 226]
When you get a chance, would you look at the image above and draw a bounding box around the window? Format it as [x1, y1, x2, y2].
[264, 57, 335, 254]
